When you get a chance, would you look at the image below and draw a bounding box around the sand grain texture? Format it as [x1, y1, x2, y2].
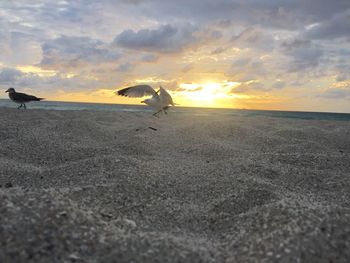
[1, 108, 350, 262]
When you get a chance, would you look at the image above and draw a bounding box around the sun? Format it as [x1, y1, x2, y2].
[176, 81, 240, 107]
[182, 83, 219, 102]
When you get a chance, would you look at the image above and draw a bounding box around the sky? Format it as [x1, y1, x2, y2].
[0, 0, 350, 112]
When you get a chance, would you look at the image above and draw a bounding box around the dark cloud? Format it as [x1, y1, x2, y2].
[0, 71, 101, 91]
[333, 56, 350, 82]
[321, 87, 350, 99]
[121, 0, 350, 31]
[0, 67, 100, 91]
[228, 57, 266, 82]
[133, 1, 240, 24]
[232, 58, 251, 67]
[242, 0, 350, 29]
[231, 82, 267, 94]
[304, 10, 350, 40]
[41, 35, 121, 69]
[141, 54, 159, 62]
[281, 38, 323, 72]
[232, 79, 287, 94]
[232, 27, 274, 51]
[281, 39, 312, 51]
[215, 19, 232, 28]
[113, 24, 198, 53]
[336, 74, 348, 82]
[210, 47, 226, 55]
[273, 80, 286, 89]
[211, 30, 223, 39]
[0, 68, 24, 83]
[0, 31, 42, 65]
[121, 0, 145, 5]
[0, 67, 49, 89]
[116, 63, 134, 72]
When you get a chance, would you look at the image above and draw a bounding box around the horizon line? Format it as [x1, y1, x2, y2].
[1, 97, 350, 115]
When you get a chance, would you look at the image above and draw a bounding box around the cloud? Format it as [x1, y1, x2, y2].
[141, 54, 159, 62]
[232, 27, 274, 52]
[121, 0, 145, 4]
[273, 80, 286, 89]
[182, 64, 193, 73]
[215, 19, 232, 28]
[211, 30, 223, 39]
[210, 47, 226, 55]
[304, 10, 350, 40]
[116, 63, 134, 72]
[113, 24, 198, 53]
[1, 0, 350, 111]
[0, 31, 43, 66]
[232, 58, 251, 68]
[281, 38, 312, 51]
[231, 81, 267, 94]
[0, 68, 24, 84]
[227, 56, 266, 82]
[41, 35, 121, 69]
[0, 67, 99, 91]
[336, 74, 348, 82]
[321, 87, 350, 99]
[281, 38, 323, 72]
[119, 0, 350, 32]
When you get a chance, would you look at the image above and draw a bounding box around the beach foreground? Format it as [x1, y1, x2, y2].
[1, 108, 350, 262]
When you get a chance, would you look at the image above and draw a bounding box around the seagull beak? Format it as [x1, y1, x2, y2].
[5, 89, 9, 93]
[141, 100, 145, 103]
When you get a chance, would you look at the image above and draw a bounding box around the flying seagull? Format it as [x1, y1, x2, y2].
[5, 88, 44, 109]
[116, 85, 175, 116]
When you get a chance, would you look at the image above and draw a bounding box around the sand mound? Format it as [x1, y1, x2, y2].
[0, 190, 221, 263]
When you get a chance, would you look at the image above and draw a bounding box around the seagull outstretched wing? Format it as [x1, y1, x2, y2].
[116, 85, 156, 98]
[159, 86, 175, 106]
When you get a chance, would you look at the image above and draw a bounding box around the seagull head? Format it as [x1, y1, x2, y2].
[5, 87, 15, 93]
[141, 98, 151, 104]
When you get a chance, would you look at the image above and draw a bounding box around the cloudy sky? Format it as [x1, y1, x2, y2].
[0, 0, 350, 112]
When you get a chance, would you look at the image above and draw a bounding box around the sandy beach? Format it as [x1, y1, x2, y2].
[1, 107, 350, 262]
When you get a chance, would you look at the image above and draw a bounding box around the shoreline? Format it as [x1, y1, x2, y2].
[1, 96, 350, 115]
[1, 101, 350, 122]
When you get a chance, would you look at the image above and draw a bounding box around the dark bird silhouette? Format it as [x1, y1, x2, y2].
[5, 88, 44, 109]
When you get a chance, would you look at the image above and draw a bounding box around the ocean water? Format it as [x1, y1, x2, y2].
[1, 99, 350, 121]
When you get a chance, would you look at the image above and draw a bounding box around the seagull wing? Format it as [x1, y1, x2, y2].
[13, 92, 43, 102]
[159, 87, 175, 106]
[116, 85, 156, 98]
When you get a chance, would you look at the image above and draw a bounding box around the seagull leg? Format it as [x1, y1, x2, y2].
[23, 103, 27, 109]
[162, 106, 169, 115]
[17, 104, 22, 109]
[153, 110, 161, 117]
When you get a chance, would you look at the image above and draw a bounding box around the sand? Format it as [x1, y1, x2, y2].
[0, 107, 350, 262]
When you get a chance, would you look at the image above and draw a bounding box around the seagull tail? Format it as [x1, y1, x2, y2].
[36, 98, 44, 101]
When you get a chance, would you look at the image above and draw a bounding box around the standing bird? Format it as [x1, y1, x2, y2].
[116, 85, 175, 116]
[5, 87, 44, 109]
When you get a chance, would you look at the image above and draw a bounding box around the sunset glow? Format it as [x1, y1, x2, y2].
[16, 66, 57, 77]
[0, 1, 349, 112]
[174, 82, 241, 108]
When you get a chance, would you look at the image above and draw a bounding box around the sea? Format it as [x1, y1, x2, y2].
[1, 99, 350, 121]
